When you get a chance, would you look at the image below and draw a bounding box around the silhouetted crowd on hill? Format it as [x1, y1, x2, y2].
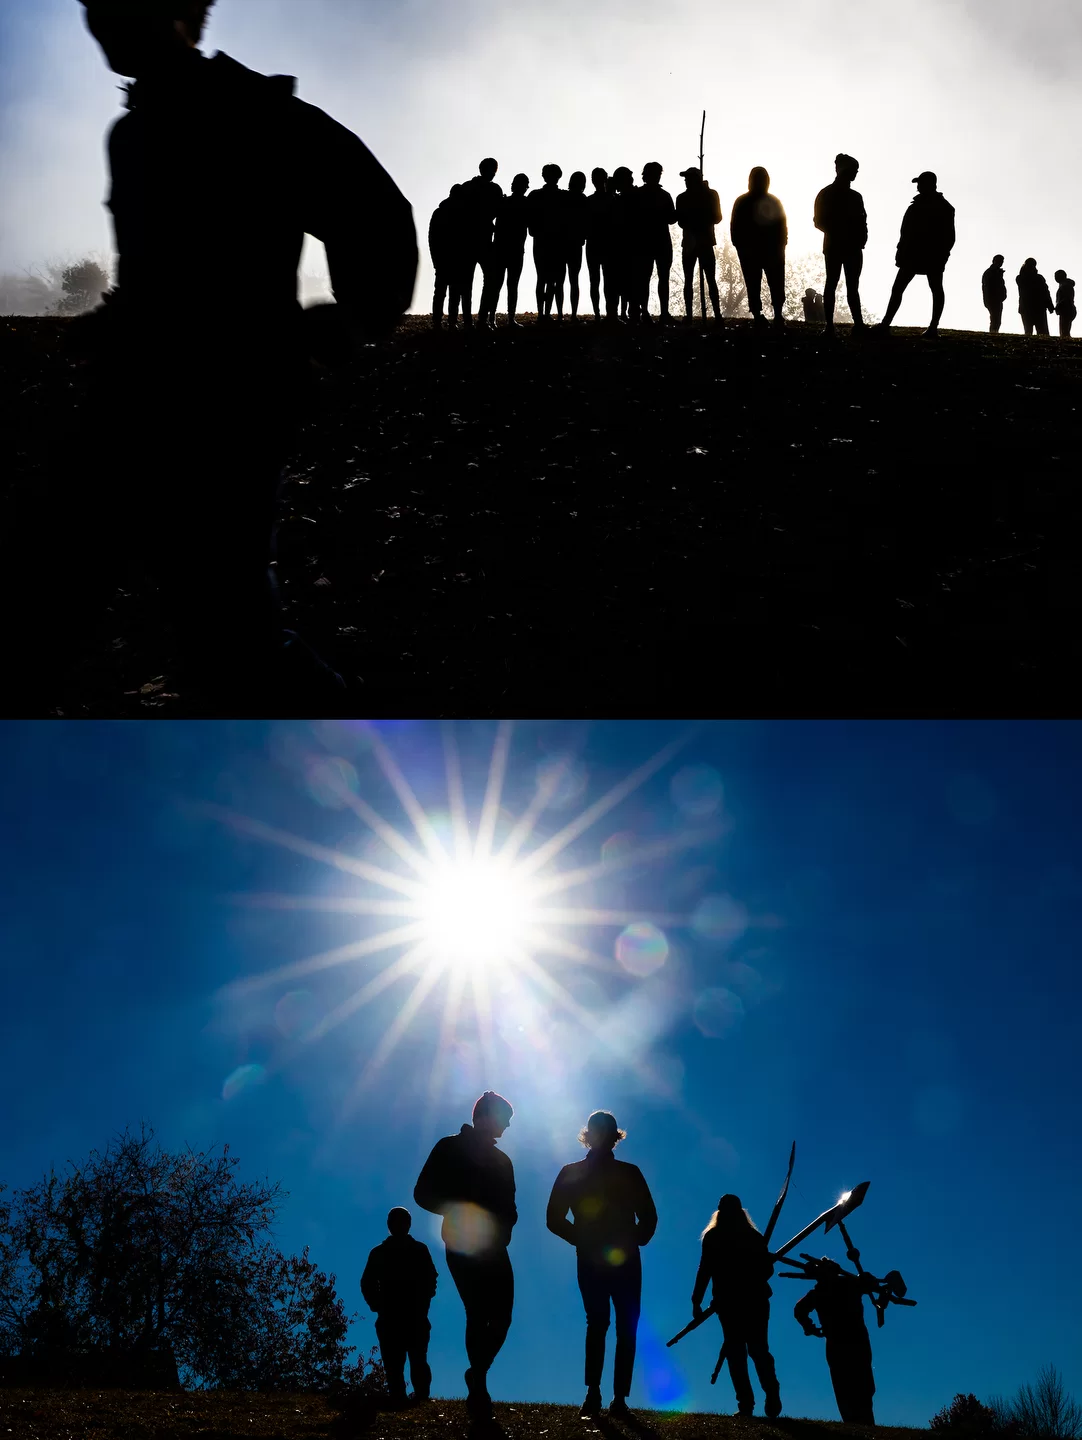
[433, 155, 1076, 342]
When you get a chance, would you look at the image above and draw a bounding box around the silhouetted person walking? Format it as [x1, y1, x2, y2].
[528, 164, 568, 319]
[361, 1208, 438, 1406]
[675, 167, 722, 321]
[610, 167, 637, 320]
[460, 157, 503, 328]
[731, 167, 788, 330]
[878, 171, 956, 338]
[415, 1092, 517, 1422]
[794, 1258, 878, 1425]
[636, 162, 676, 322]
[813, 153, 867, 337]
[982, 254, 1007, 334]
[691, 1194, 782, 1420]
[1055, 269, 1076, 339]
[547, 1111, 657, 1420]
[1016, 258, 1054, 336]
[40, 0, 416, 714]
[563, 171, 589, 318]
[478, 173, 530, 328]
[431, 184, 465, 329]
[585, 168, 618, 320]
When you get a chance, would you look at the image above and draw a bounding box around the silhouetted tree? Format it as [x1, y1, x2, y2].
[932, 1393, 1000, 1433]
[1010, 1365, 1082, 1438]
[57, 260, 109, 315]
[667, 243, 873, 323]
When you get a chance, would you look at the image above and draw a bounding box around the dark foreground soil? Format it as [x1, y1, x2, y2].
[0, 1389, 928, 1440]
[4, 314, 1081, 717]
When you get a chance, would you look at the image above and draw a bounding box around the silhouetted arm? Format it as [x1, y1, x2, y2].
[296, 100, 417, 341]
[711, 189, 722, 228]
[664, 192, 677, 226]
[633, 1166, 657, 1246]
[360, 1249, 381, 1313]
[414, 1139, 449, 1216]
[691, 1241, 711, 1311]
[794, 1289, 822, 1336]
[812, 188, 826, 235]
[422, 1245, 438, 1299]
[546, 1168, 576, 1246]
[780, 201, 789, 250]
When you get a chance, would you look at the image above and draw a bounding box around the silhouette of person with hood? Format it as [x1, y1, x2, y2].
[361, 1208, 438, 1406]
[431, 184, 466, 329]
[460, 157, 503, 327]
[585, 168, 618, 320]
[731, 167, 788, 330]
[802, 288, 826, 323]
[793, 1257, 879, 1425]
[1055, 269, 1076, 339]
[877, 171, 956, 338]
[692, 1194, 782, 1420]
[527, 164, 568, 320]
[1016, 258, 1054, 336]
[813, 154, 867, 337]
[635, 162, 677, 322]
[675, 167, 722, 322]
[982, 254, 1007, 334]
[414, 1092, 517, 1422]
[547, 1111, 657, 1420]
[563, 171, 589, 319]
[478, 173, 530, 328]
[609, 167, 637, 320]
[47, 0, 416, 712]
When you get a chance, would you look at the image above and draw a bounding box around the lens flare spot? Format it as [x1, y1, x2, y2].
[274, 989, 315, 1038]
[693, 987, 745, 1037]
[605, 1246, 627, 1267]
[304, 756, 358, 809]
[692, 893, 748, 944]
[601, 832, 636, 870]
[615, 922, 669, 977]
[443, 1202, 499, 1256]
[537, 755, 589, 810]
[222, 1063, 265, 1101]
[670, 764, 723, 817]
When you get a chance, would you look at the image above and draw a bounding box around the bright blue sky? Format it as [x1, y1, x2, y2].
[1, 721, 1080, 1426]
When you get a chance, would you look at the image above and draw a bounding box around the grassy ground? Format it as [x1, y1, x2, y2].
[0, 1390, 931, 1440]
[4, 312, 1081, 716]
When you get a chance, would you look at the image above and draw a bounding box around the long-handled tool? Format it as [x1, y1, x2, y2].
[698, 111, 707, 324]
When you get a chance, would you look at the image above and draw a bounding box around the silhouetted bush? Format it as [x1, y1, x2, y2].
[932, 1393, 1001, 1433]
[57, 260, 109, 315]
[1008, 1365, 1082, 1438]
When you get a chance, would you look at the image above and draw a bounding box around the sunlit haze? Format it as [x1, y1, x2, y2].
[2, 0, 1080, 331]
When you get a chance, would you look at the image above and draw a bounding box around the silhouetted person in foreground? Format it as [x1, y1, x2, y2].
[528, 164, 567, 319]
[982, 254, 1007, 334]
[40, 0, 416, 713]
[1055, 269, 1076, 339]
[692, 1194, 782, 1420]
[610, 167, 637, 320]
[1016, 258, 1054, 336]
[361, 1208, 438, 1406]
[731, 167, 788, 330]
[414, 1092, 517, 1422]
[563, 171, 589, 318]
[585, 168, 618, 320]
[813, 153, 867, 337]
[794, 1257, 879, 1425]
[636, 162, 676, 322]
[547, 1111, 657, 1420]
[431, 184, 465, 328]
[675, 167, 722, 322]
[878, 171, 956, 338]
[802, 288, 825, 323]
[478, 173, 530, 328]
[460, 157, 503, 328]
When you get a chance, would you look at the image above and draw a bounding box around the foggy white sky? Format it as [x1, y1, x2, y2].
[1, 0, 1080, 330]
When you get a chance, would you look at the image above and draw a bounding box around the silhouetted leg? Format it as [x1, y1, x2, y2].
[375, 1317, 408, 1402]
[587, 243, 602, 317]
[765, 255, 786, 322]
[988, 303, 1002, 334]
[567, 243, 583, 317]
[1062, 314, 1074, 339]
[842, 252, 864, 326]
[823, 249, 843, 328]
[1036, 311, 1050, 336]
[881, 268, 915, 327]
[927, 269, 945, 332]
[739, 253, 765, 319]
[703, 246, 721, 318]
[657, 245, 672, 319]
[577, 1256, 611, 1391]
[433, 271, 448, 326]
[478, 256, 505, 323]
[533, 240, 546, 315]
[406, 1314, 432, 1399]
[825, 1335, 875, 1425]
[610, 1250, 642, 1399]
[682, 249, 696, 316]
[718, 1313, 755, 1414]
[461, 259, 478, 327]
[506, 251, 524, 323]
[602, 253, 617, 318]
[552, 257, 567, 317]
[445, 1247, 513, 1382]
[745, 1299, 781, 1416]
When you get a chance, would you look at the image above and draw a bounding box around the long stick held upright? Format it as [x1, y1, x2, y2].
[699, 110, 707, 323]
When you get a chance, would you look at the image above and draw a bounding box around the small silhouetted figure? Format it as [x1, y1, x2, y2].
[802, 288, 826, 323]
[635, 162, 676, 322]
[793, 1258, 879, 1425]
[460, 157, 503, 328]
[431, 184, 465, 328]
[1016, 258, 1054, 336]
[731, 167, 788, 330]
[675, 167, 722, 321]
[1055, 270, 1077, 339]
[585, 168, 618, 320]
[609, 167, 637, 320]
[692, 1194, 782, 1420]
[414, 1092, 517, 1422]
[563, 171, 589, 318]
[361, 1208, 438, 1406]
[813, 153, 867, 336]
[478, 173, 530, 328]
[547, 1111, 657, 1420]
[528, 164, 568, 319]
[878, 171, 956, 338]
[982, 254, 1007, 334]
[46, 0, 417, 712]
